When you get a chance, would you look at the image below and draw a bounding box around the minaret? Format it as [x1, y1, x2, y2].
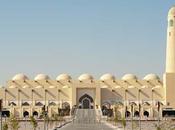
[164, 6, 175, 108]
[166, 6, 175, 73]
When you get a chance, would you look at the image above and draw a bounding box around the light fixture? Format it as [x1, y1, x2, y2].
[112, 89, 115, 92]
[79, 80, 82, 83]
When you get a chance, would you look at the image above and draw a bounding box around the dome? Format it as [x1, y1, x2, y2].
[143, 74, 160, 81]
[100, 74, 115, 81]
[122, 74, 137, 81]
[168, 6, 175, 17]
[12, 74, 29, 81]
[34, 74, 50, 81]
[0, 85, 4, 88]
[78, 74, 93, 81]
[56, 74, 71, 81]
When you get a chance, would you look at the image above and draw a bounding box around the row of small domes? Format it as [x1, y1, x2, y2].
[12, 73, 160, 81]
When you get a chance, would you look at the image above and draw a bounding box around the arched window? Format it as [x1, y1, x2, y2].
[169, 20, 174, 27]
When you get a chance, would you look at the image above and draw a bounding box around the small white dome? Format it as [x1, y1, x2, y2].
[100, 74, 115, 81]
[78, 74, 93, 81]
[34, 74, 50, 81]
[122, 74, 137, 81]
[168, 6, 175, 16]
[56, 74, 71, 81]
[143, 74, 160, 81]
[12, 74, 29, 81]
[0, 85, 4, 88]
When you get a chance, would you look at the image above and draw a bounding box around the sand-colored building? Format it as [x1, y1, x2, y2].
[0, 6, 175, 119]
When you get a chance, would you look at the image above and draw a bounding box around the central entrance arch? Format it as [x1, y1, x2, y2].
[82, 98, 90, 109]
[79, 94, 94, 109]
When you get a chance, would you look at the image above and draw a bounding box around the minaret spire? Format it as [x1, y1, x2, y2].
[166, 6, 175, 73]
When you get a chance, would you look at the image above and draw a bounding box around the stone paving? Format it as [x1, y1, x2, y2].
[59, 122, 114, 130]
[0, 109, 173, 130]
[0, 119, 169, 130]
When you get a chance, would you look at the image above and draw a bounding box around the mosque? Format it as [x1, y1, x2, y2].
[0, 6, 175, 119]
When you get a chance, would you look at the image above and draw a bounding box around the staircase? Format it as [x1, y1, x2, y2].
[74, 109, 102, 124]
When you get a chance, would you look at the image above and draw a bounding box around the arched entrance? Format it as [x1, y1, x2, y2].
[101, 102, 112, 116]
[79, 94, 94, 109]
[2, 111, 10, 117]
[23, 111, 29, 117]
[126, 111, 131, 117]
[82, 98, 90, 109]
[134, 111, 140, 117]
[143, 111, 149, 117]
[33, 111, 38, 117]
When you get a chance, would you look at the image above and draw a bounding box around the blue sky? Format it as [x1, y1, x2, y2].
[0, 0, 174, 84]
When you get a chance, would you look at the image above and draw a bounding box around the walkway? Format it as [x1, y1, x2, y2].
[59, 109, 114, 130]
[59, 122, 114, 130]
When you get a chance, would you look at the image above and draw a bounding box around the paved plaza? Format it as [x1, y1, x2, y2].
[0, 119, 173, 130]
[59, 122, 114, 130]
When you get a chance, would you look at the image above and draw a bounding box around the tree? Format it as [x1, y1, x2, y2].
[157, 126, 162, 130]
[113, 105, 121, 125]
[8, 114, 20, 130]
[2, 122, 8, 130]
[121, 117, 126, 130]
[30, 116, 38, 130]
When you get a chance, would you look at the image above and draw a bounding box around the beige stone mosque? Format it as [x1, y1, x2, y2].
[1, 6, 175, 119]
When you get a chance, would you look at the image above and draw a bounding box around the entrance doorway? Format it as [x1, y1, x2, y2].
[79, 94, 94, 109]
[82, 98, 90, 109]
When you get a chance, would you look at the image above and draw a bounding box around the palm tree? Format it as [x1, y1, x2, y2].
[113, 105, 121, 126]
[8, 114, 20, 130]
[157, 126, 162, 130]
[121, 117, 126, 130]
[30, 116, 38, 130]
[2, 122, 8, 130]
[49, 114, 56, 129]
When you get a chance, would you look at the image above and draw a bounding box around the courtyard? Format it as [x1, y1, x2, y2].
[1, 119, 175, 130]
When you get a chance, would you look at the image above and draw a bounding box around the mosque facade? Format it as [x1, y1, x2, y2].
[0, 6, 175, 119]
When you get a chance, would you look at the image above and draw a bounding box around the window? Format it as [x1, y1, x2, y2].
[170, 20, 174, 27]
